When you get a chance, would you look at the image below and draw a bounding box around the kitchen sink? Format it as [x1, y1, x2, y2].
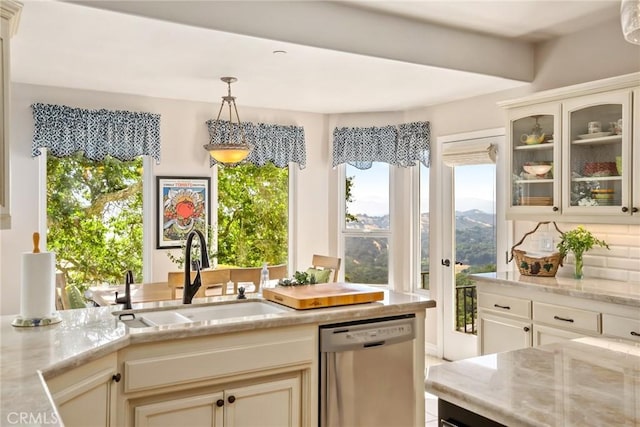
[115, 300, 290, 328]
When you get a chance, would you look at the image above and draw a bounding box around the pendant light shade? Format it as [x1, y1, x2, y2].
[621, 0, 640, 45]
[203, 77, 252, 164]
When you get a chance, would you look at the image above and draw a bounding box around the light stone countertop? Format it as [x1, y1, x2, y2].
[426, 337, 640, 427]
[473, 272, 640, 307]
[0, 290, 434, 426]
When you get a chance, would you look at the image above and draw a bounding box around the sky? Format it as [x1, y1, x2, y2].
[347, 163, 496, 217]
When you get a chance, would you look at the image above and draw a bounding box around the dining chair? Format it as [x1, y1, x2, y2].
[229, 267, 263, 295]
[168, 269, 232, 299]
[267, 264, 288, 282]
[56, 273, 70, 310]
[311, 254, 342, 282]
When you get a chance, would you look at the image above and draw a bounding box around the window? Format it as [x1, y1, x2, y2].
[342, 163, 390, 284]
[47, 152, 143, 291]
[216, 163, 288, 267]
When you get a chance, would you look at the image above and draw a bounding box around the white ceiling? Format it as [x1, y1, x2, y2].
[10, 0, 621, 114]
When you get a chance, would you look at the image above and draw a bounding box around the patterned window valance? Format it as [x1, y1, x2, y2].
[332, 121, 431, 170]
[31, 103, 161, 162]
[206, 120, 306, 169]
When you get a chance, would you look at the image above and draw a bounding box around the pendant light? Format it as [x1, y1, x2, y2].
[203, 77, 252, 164]
[621, 0, 640, 45]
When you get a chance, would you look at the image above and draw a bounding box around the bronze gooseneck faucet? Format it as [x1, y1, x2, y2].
[183, 229, 211, 304]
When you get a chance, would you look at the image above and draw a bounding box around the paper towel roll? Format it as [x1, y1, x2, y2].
[20, 252, 56, 319]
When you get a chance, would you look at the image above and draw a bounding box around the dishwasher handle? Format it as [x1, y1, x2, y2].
[320, 315, 416, 353]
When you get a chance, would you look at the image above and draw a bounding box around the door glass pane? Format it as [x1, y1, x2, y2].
[345, 163, 389, 230]
[511, 114, 554, 207]
[454, 164, 497, 335]
[344, 236, 389, 284]
[419, 163, 430, 290]
[568, 104, 623, 207]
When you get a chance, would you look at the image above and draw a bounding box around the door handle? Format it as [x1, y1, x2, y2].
[441, 259, 451, 267]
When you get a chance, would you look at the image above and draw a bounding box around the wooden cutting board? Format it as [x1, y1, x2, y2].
[262, 282, 384, 310]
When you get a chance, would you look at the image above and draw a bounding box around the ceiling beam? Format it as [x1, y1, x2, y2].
[68, 0, 534, 82]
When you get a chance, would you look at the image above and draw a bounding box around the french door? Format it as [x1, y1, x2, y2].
[438, 130, 507, 361]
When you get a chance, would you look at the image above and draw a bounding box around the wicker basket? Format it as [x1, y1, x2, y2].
[509, 222, 565, 277]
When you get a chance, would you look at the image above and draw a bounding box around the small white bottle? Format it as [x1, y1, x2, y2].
[260, 263, 270, 290]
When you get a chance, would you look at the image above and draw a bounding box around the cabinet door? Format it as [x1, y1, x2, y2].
[507, 102, 562, 218]
[134, 392, 224, 427]
[48, 355, 118, 427]
[562, 90, 632, 217]
[533, 324, 585, 347]
[224, 376, 301, 427]
[479, 312, 531, 355]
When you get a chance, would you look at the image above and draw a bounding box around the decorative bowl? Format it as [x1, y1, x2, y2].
[523, 164, 552, 176]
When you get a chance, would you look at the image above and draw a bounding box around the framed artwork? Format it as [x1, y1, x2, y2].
[156, 176, 211, 249]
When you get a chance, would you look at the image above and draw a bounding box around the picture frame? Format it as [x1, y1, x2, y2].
[156, 176, 211, 249]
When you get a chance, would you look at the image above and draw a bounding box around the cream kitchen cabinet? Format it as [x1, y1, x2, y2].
[133, 375, 300, 427]
[46, 353, 120, 427]
[476, 277, 638, 355]
[116, 324, 315, 427]
[478, 292, 532, 354]
[0, 0, 22, 229]
[500, 73, 640, 224]
[507, 102, 562, 217]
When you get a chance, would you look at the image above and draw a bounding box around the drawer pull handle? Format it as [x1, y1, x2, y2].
[553, 315, 574, 323]
[494, 304, 511, 310]
[631, 331, 640, 337]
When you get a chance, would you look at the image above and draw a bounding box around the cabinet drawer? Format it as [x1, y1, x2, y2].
[602, 313, 640, 341]
[478, 292, 531, 319]
[533, 302, 600, 333]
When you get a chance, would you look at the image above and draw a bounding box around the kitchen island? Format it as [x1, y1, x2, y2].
[426, 337, 640, 426]
[0, 289, 433, 427]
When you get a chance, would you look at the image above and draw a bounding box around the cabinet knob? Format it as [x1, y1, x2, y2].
[633, 207, 639, 213]
[552, 206, 559, 212]
[228, 396, 236, 404]
[112, 373, 121, 383]
[216, 399, 224, 407]
[622, 207, 629, 213]
[523, 327, 530, 332]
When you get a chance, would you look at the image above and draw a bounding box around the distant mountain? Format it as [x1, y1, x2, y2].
[346, 210, 496, 282]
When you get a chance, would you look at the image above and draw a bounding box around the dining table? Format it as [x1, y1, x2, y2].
[88, 282, 178, 307]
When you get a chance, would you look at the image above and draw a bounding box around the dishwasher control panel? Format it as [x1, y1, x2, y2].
[320, 315, 416, 352]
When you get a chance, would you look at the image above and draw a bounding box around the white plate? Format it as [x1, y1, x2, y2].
[577, 132, 613, 139]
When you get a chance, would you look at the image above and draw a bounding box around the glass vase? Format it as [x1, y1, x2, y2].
[574, 253, 584, 279]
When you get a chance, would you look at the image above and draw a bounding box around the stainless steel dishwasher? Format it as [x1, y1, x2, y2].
[319, 314, 417, 427]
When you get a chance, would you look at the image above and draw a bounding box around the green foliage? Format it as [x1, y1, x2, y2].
[278, 270, 318, 286]
[166, 224, 217, 269]
[217, 163, 288, 267]
[345, 175, 359, 223]
[557, 225, 609, 258]
[47, 153, 143, 292]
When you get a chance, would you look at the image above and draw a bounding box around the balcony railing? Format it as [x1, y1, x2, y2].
[456, 284, 477, 335]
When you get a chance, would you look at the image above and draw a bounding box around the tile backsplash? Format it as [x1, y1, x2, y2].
[514, 221, 640, 282]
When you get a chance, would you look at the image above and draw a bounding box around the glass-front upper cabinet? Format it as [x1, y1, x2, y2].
[507, 103, 562, 217]
[562, 90, 632, 216]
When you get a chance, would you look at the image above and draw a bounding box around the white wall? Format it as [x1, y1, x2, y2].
[0, 83, 329, 314]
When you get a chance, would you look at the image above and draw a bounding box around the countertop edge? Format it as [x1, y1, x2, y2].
[472, 272, 640, 307]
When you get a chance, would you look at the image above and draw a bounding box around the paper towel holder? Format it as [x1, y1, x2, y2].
[11, 232, 63, 327]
